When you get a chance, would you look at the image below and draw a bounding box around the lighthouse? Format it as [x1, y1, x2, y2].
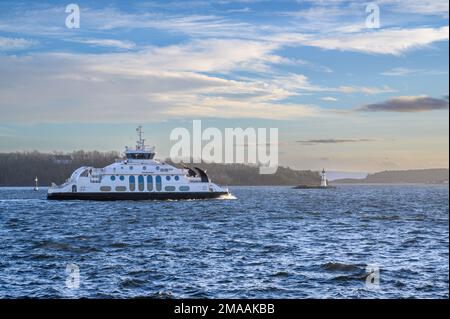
[320, 169, 327, 187]
[34, 176, 39, 191]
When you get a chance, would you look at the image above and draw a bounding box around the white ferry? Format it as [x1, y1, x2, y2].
[47, 127, 230, 200]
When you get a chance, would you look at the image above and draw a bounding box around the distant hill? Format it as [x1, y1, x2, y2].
[334, 169, 449, 184]
[168, 161, 320, 186]
[0, 151, 320, 187]
[0, 151, 120, 187]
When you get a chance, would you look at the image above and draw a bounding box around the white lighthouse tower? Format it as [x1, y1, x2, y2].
[34, 176, 39, 191]
[320, 169, 327, 187]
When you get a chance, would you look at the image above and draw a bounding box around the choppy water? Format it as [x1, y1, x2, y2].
[0, 185, 448, 299]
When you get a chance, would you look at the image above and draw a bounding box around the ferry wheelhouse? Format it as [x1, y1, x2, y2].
[47, 127, 230, 200]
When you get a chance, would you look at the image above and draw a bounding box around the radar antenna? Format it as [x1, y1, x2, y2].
[136, 125, 145, 150]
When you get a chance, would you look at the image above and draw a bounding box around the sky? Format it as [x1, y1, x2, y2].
[0, 0, 448, 173]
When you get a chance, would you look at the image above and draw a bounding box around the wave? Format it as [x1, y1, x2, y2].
[322, 262, 365, 272]
[218, 193, 237, 200]
[32, 240, 101, 253]
[110, 242, 129, 248]
[120, 278, 146, 289]
[331, 274, 368, 282]
[30, 253, 54, 260]
[271, 271, 290, 277]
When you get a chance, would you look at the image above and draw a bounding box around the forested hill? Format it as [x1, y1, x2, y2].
[0, 151, 119, 187]
[334, 169, 449, 184]
[0, 151, 320, 187]
[167, 161, 320, 186]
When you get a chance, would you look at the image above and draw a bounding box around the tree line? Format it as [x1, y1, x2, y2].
[0, 151, 320, 187]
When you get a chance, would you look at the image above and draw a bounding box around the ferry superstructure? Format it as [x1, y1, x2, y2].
[47, 127, 230, 200]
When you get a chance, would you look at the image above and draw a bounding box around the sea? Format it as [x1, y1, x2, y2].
[0, 185, 448, 298]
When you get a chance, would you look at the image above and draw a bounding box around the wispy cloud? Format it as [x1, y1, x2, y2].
[68, 38, 136, 50]
[321, 97, 338, 102]
[357, 96, 449, 112]
[227, 7, 251, 13]
[274, 26, 449, 55]
[381, 67, 448, 76]
[297, 138, 376, 145]
[337, 85, 395, 95]
[2, 4, 447, 56]
[0, 2, 448, 124]
[379, 0, 449, 16]
[0, 44, 320, 122]
[0, 36, 38, 51]
[270, 74, 395, 95]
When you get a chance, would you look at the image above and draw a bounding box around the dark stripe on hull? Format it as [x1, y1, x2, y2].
[47, 191, 229, 201]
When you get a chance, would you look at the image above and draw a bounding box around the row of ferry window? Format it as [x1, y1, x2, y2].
[99, 184, 190, 192]
[118, 165, 166, 171]
[110, 175, 180, 181]
[130, 175, 160, 191]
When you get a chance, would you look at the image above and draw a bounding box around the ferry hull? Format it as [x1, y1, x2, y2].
[47, 191, 229, 201]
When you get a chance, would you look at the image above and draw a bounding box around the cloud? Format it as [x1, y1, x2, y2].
[84, 9, 259, 39]
[0, 5, 257, 39]
[357, 96, 449, 112]
[2, 4, 447, 56]
[379, 0, 449, 16]
[68, 38, 282, 75]
[292, 59, 333, 73]
[0, 42, 319, 123]
[285, 0, 448, 35]
[270, 74, 395, 95]
[337, 85, 395, 95]
[321, 97, 338, 102]
[68, 38, 136, 49]
[296, 138, 376, 145]
[277, 26, 449, 55]
[353, 26, 449, 55]
[0, 36, 38, 51]
[2, 32, 402, 124]
[0, 3, 447, 124]
[227, 7, 251, 13]
[381, 67, 448, 76]
[381, 67, 423, 76]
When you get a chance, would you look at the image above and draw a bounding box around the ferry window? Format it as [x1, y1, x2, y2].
[110, 176, 116, 181]
[147, 175, 153, 191]
[155, 175, 162, 191]
[143, 166, 147, 170]
[129, 175, 136, 191]
[166, 176, 171, 181]
[126, 153, 154, 160]
[138, 175, 145, 192]
[179, 186, 190, 192]
[119, 175, 125, 181]
[165, 186, 176, 192]
[156, 166, 160, 170]
[130, 166, 133, 170]
[100, 186, 111, 192]
[174, 176, 180, 181]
